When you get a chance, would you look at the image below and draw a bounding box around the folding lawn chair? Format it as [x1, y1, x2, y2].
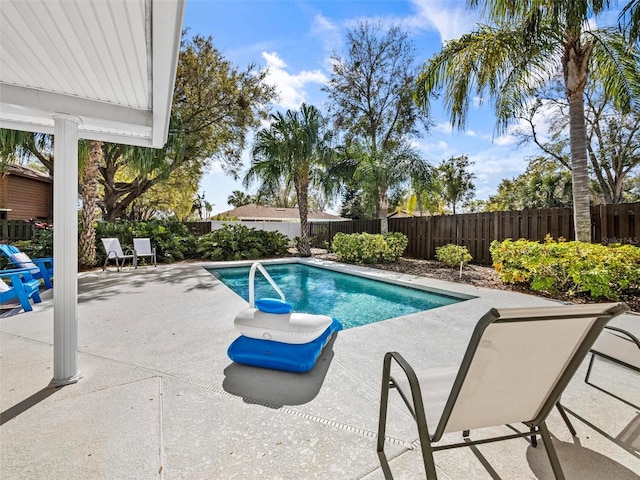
[377, 302, 630, 480]
[101, 238, 135, 272]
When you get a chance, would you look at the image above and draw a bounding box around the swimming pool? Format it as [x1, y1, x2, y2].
[208, 263, 465, 329]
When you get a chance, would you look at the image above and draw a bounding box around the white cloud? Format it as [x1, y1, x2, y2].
[493, 134, 518, 146]
[261, 51, 328, 110]
[472, 96, 482, 108]
[466, 130, 477, 137]
[336, 0, 477, 46]
[262, 51, 286, 70]
[413, 138, 454, 163]
[407, 0, 477, 42]
[467, 143, 537, 199]
[434, 122, 454, 134]
[311, 13, 342, 55]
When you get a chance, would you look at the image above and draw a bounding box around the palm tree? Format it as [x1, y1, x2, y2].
[0, 129, 53, 174]
[415, 1, 639, 241]
[346, 140, 432, 232]
[244, 104, 335, 257]
[78, 141, 102, 269]
[227, 190, 254, 208]
[621, 0, 640, 44]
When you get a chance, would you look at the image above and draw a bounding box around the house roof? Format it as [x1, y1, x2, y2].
[387, 209, 424, 218]
[0, 0, 185, 148]
[4, 163, 52, 183]
[219, 204, 346, 222]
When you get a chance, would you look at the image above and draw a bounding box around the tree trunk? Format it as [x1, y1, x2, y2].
[564, 40, 593, 242]
[79, 141, 102, 269]
[377, 190, 389, 234]
[296, 180, 312, 257]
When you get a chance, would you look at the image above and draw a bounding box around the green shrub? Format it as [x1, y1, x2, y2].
[197, 224, 289, 261]
[331, 232, 407, 263]
[95, 218, 197, 266]
[0, 228, 53, 270]
[490, 236, 640, 300]
[436, 244, 472, 267]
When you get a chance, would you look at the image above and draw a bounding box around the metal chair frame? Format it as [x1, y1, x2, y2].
[377, 303, 630, 480]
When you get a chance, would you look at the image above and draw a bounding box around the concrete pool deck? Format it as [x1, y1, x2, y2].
[1, 258, 639, 479]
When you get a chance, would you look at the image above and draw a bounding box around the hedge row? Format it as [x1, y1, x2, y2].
[331, 232, 408, 263]
[0, 220, 291, 269]
[490, 236, 640, 300]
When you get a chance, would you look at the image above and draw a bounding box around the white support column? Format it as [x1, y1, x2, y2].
[51, 114, 82, 386]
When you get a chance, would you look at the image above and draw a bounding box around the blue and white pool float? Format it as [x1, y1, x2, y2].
[227, 262, 342, 373]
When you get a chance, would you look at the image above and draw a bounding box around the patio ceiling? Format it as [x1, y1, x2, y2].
[0, 0, 185, 148]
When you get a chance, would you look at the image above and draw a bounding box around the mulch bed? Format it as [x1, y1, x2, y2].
[313, 253, 639, 313]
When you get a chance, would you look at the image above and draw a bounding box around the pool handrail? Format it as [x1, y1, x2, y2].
[248, 262, 286, 308]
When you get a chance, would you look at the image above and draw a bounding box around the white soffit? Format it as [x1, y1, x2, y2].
[0, 0, 185, 148]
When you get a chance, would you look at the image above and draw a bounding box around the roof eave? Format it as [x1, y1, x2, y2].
[150, 0, 185, 148]
[0, 0, 185, 149]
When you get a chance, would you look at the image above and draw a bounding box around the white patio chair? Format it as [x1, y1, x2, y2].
[133, 238, 156, 267]
[377, 302, 630, 480]
[101, 238, 135, 272]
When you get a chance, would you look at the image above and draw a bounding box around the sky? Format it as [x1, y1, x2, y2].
[183, 0, 619, 215]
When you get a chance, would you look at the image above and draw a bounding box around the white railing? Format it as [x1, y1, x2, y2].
[248, 261, 286, 308]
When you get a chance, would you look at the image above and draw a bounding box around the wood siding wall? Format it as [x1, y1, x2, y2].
[0, 175, 52, 221]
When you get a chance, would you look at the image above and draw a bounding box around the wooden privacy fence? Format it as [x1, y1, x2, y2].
[390, 203, 639, 264]
[0, 220, 33, 242]
[310, 219, 381, 247]
[184, 221, 212, 236]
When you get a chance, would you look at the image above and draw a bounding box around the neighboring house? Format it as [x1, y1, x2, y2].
[218, 204, 346, 222]
[387, 209, 424, 219]
[0, 164, 52, 221]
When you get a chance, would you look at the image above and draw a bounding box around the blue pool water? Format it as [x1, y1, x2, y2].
[209, 263, 463, 329]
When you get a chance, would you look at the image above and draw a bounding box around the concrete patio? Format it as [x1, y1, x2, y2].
[1, 259, 638, 479]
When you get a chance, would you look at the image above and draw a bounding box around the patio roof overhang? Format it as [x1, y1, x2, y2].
[0, 0, 184, 148]
[0, 0, 185, 385]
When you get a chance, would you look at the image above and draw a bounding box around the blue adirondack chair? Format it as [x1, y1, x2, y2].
[0, 244, 53, 289]
[0, 268, 42, 312]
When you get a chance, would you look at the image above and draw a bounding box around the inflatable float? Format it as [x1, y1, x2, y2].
[227, 262, 342, 373]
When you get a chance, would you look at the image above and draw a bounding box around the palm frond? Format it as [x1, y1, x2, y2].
[416, 23, 558, 134]
[589, 28, 640, 112]
[620, 0, 640, 44]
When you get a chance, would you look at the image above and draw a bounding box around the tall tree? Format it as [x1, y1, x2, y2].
[245, 104, 335, 257]
[0, 130, 53, 173]
[415, 1, 639, 241]
[339, 187, 373, 219]
[437, 156, 476, 215]
[346, 140, 432, 229]
[325, 21, 431, 231]
[99, 34, 276, 219]
[586, 90, 640, 203]
[518, 81, 640, 204]
[484, 157, 573, 211]
[128, 163, 200, 220]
